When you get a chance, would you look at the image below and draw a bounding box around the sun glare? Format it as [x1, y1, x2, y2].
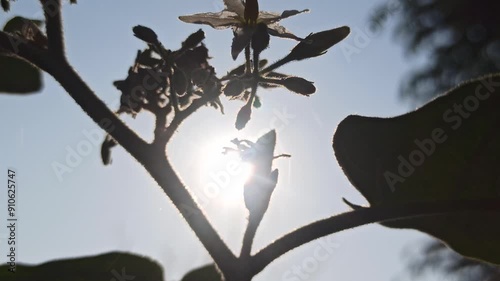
[197, 135, 255, 207]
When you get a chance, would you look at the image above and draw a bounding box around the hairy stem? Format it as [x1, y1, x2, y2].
[142, 151, 238, 274]
[1, 5, 238, 274]
[250, 198, 500, 275]
[40, 0, 65, 60]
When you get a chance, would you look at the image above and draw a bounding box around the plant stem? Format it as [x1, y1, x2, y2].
[40, 0, 65, 60]
[2, 4, 238, 274]
[250, 198, 500, 275]
[245, 45, 251, 74]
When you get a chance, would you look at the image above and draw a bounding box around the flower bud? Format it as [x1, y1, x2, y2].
[282, 77, 316, 96]
[133, 25, 159, 44]
[182, 29, 205, 50]
[244, 0, 259, 24]
[236, 103, 252, 130]
[289, 26, 350, 61]
[224, 79, 244, 97]
[172, 69, 188, 96]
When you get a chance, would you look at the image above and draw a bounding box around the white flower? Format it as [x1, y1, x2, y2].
[179, 0, 308, 59]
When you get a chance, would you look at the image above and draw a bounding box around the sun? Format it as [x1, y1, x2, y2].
[197, 135, 254, 207]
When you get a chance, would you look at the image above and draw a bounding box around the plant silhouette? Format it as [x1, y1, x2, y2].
[1, 1, 500, 280]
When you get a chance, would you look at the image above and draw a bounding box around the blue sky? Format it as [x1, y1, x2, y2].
[0, 1, 442, 280]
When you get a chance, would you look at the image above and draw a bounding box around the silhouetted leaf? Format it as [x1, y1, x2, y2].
[0, 251, 163, 280]
[232, 27, 254, 60]
[181, 264, 222, 281]
[333, 74, 500, 265]
[3, 16, 43, 33]
[224, 79, 244, 97]
[1, 0, 9, 11]
[0, 55, 42, 94]
[3, 16, 47, 48]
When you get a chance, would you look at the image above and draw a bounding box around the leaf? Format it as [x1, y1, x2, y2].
[3, 16, 43, 33]
[0, 251, 163, 280]
[231, 26, 254, 60]
[0, 55, 42, 94]
[1, 0, 9, 11]
[181, 264, 222, 281]
[3, 16, 47, 48]
[224, 79, 244, 97]
[333, 74, 500, 265]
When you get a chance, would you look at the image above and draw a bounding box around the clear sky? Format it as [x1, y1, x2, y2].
[0, 1, 441, 281]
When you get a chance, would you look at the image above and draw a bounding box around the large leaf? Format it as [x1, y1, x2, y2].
[0, 251, 163, 280]
[3, 16, 43, 33]
[0, 16, 45, 94]
[181, 264, 222, 281]
[333, 73, 500, 264]
[0, 55, 42, 94]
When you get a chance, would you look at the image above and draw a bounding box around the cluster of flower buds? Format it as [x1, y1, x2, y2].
[112, 26, 222, 118]
[100, 0, 350, 163]
[102, 26, 224, 165]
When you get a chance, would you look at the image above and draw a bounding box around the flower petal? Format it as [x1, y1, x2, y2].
[231, 27, 255, 60]
[179, 10, 240, 29]
[267, 22, 302, 40]
[224, 0, 245, 18]
[258, 9, 309, 24]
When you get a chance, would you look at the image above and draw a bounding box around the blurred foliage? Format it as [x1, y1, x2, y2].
[371, 0, 500, 102]
[403, 240, 500, 281]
